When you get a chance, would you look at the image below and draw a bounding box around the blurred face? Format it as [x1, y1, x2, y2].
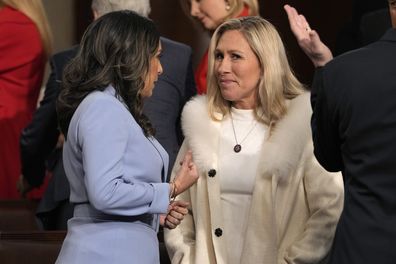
[190, 0, 230, 30]
[141, 42, 163, 98]
[214, 30, 261, 109]
[389, 0, 396, 28]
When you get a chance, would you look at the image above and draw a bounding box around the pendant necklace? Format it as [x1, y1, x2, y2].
[230, 111, 260, 153]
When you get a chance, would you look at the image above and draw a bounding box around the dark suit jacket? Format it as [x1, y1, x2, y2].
[311, 29, 396, 264]
[144, 37, 196, 181]
[20, 47, 77, 210]
[20, 38, 195, 227]
[359, 8, 391, 46]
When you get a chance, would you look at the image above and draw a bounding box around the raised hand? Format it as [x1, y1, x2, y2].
[284, 4, 333, 67]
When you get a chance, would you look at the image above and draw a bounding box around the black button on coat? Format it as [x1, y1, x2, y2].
[208, 169, 216, 177]
[214, 228, 222, 237]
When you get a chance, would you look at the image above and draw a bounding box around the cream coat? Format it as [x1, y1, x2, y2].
[164, 93, 344, 264]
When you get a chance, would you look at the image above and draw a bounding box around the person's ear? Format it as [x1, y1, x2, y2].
[225, 0, 231, 11]
[389, 1, 396, 28]
[92, 9, 99, 20]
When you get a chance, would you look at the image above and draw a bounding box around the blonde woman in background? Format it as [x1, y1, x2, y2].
[180, 0, 259, 94]
[165, 16, 344, 264]
[0, 0, 52, 198]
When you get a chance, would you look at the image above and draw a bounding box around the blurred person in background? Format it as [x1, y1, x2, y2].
[334, 0, 390, 56]
[0, 0, 52, 199]
[180, 0, 259, 94]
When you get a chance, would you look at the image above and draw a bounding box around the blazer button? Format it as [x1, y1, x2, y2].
[214, 228, 223, 237]
[208, 169, 216, 177]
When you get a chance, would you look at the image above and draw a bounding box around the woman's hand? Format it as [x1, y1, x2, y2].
[165, 200, 189, 229]
[172, 150, 198, 196]
[284, 4, 333, 67]
[16, 175, 32, 198]
[161, 200, 190, 229]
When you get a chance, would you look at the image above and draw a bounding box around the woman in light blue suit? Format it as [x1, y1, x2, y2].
[55, 11, 199, 264]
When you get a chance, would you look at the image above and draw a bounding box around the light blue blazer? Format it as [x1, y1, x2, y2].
[56, 86, 170, 264]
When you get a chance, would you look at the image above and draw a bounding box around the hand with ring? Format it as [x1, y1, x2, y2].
[284, 4, 333, 67]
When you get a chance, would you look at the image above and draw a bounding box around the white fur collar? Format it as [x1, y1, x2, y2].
[181, 92, 312, 181]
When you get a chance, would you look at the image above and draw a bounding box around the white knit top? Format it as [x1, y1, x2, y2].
[218, 107, 267, 264]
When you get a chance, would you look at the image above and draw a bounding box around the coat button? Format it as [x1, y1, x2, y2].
[214, 228, 223, 237]
[208, 169, 216, 177]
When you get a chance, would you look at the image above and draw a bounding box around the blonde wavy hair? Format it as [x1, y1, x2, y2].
[206, 16, 305, 127]
[1, 0, 52, 57]
[179, 0, 259, 25]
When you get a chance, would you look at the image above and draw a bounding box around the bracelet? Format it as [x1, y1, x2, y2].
[169, 182, 176, 199]
[172, 180, 179, 200]
[169, 180, 179, 202]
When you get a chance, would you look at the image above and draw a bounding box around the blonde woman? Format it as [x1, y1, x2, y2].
[180, 0, 259, 94]
[0, 0, 52, 198]
[165, 16, 344, 264]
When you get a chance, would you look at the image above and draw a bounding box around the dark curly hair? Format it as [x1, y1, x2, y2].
[57, 10, 160, 138]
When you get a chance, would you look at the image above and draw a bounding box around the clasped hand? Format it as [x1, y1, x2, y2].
[161, 200, 190, 229]
[162, 150, 198, 229]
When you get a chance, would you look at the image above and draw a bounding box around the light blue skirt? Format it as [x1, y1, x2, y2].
[56, 205, 160, 264]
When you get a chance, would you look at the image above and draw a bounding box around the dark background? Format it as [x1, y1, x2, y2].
[74, 0, 390, 86]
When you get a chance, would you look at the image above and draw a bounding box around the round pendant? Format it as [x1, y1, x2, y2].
[233, 144, 242, 153]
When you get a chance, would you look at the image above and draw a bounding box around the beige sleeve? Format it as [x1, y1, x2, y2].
[283, 146, 344, 264]
[164, 141, 196, 264]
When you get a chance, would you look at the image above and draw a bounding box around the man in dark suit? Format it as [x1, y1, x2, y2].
[285, 1, 396, 263]
[19, 47, 77, 229]
[19, 0, 196, 230]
